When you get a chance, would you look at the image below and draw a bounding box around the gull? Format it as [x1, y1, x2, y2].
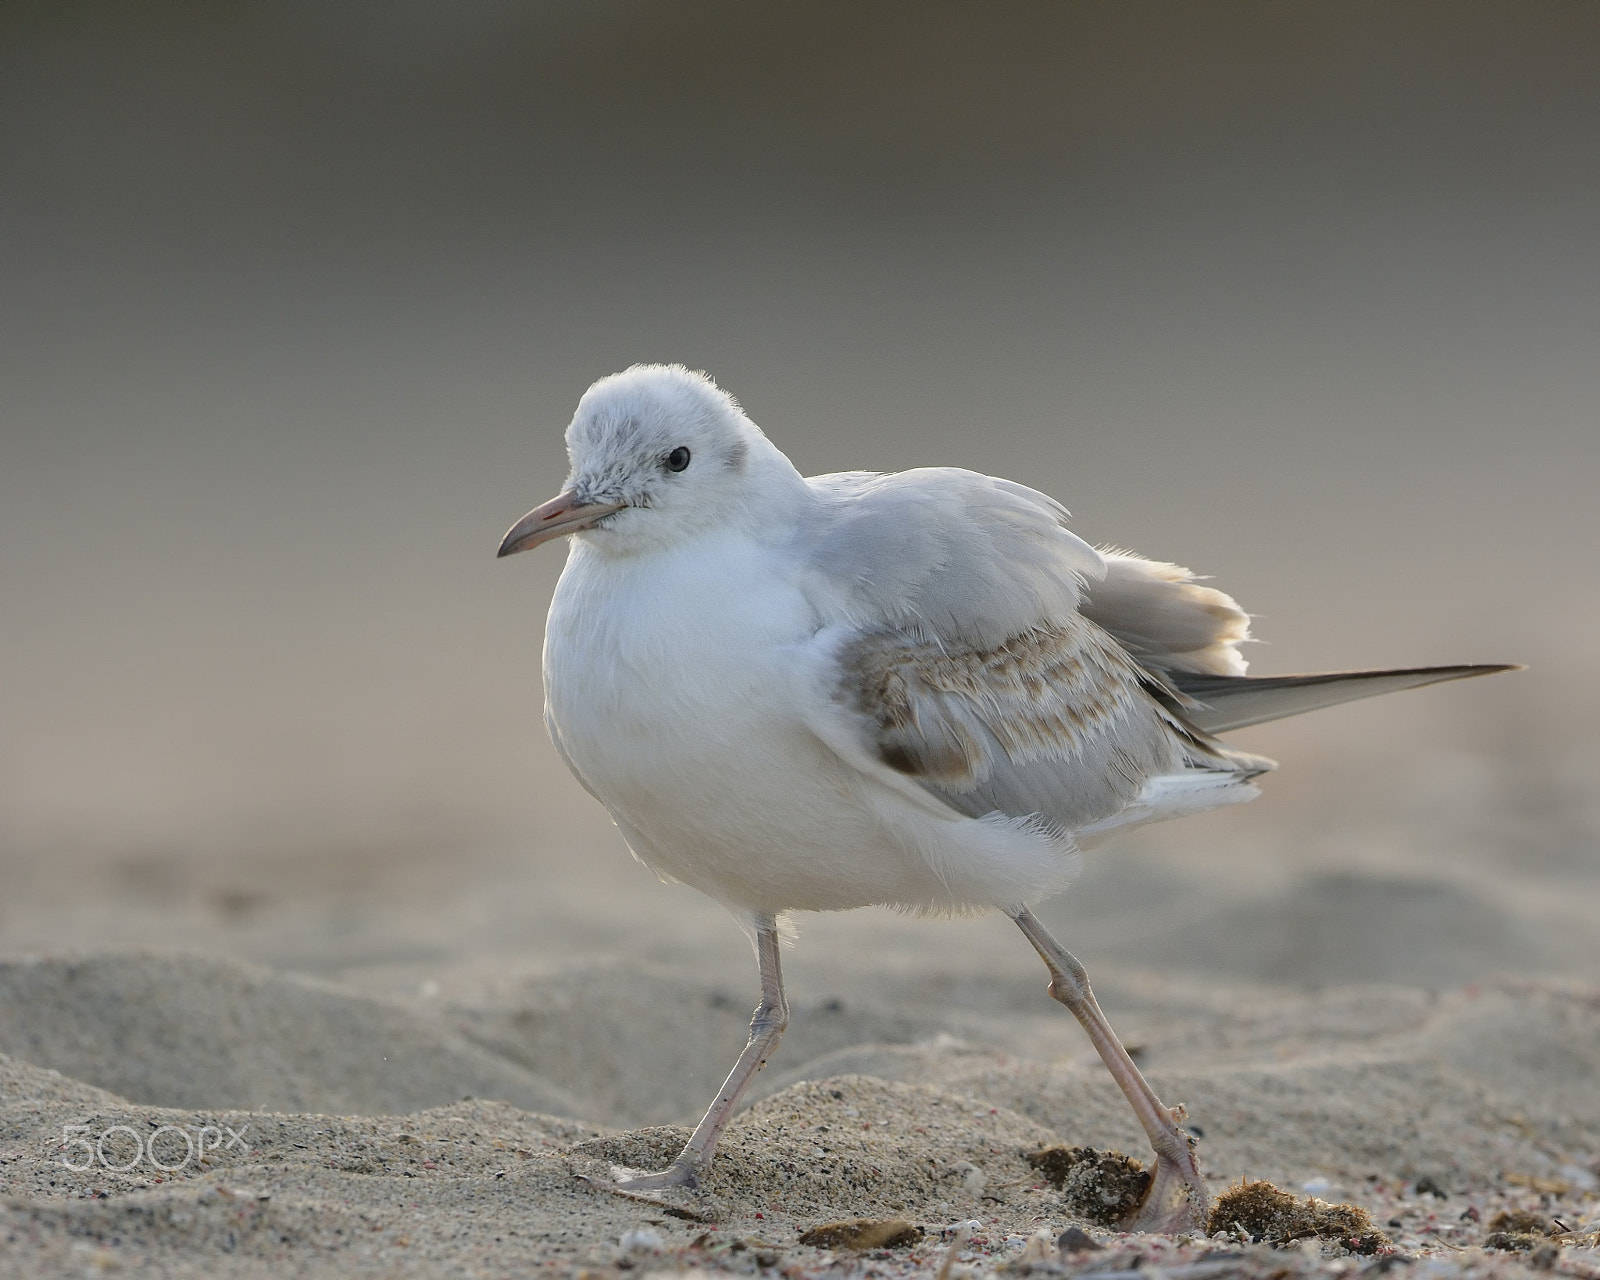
[497, 364, 1514, 1233]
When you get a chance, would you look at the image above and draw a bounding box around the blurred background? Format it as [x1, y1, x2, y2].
[3, 2, 1597, 995]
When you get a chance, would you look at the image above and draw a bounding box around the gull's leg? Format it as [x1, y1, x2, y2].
[611, 914, 789, 1191]
[1010, 905, 1209, 1233]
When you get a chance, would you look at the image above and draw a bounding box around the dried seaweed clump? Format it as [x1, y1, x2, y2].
[1483, 1209, 1557, 1252]
[1027, 1146, 1151, 1226]
[1208, 1179, 1391, 1254]
[797, 1219, 924, 1250]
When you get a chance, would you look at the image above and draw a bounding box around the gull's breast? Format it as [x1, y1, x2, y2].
[542, 536, 927, 910]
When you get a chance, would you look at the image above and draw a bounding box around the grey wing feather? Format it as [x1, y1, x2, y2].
[801, 468, 1105, 649]
[1173, 665, 1520, 734]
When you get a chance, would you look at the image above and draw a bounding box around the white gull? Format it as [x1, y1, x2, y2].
[498, 363, 1513, 1232]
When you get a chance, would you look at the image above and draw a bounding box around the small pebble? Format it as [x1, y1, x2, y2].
[1057, 1226, 1102, 1254]
[619, 1228, 664, 1255]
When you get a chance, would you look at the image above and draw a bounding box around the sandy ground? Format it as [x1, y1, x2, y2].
[3, 715, 1599, 1280]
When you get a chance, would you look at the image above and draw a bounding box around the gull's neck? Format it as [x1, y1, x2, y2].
[736, 434, 814, 532]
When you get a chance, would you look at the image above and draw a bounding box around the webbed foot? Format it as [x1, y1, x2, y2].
[608, 1159, 700, 1192]
[1120, 1125, 1209, 1234]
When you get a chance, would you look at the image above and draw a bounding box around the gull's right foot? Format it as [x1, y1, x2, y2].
[607, 1158, 700, 1193]
[574, 1158, 714, 1223]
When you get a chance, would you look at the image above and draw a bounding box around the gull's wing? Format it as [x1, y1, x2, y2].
[794, 469, 1262, 834]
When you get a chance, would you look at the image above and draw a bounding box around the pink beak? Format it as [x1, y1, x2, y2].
[497, 490, 626, 557]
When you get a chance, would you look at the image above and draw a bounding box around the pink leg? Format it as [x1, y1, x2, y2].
[610, 915, 789, 1191]
[1011, 905, 1209, 1233]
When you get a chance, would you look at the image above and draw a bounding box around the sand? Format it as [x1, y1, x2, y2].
[3, 698, 1599, 1278]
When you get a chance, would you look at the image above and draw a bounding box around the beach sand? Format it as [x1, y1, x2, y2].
[3, 737, 1598, 1279]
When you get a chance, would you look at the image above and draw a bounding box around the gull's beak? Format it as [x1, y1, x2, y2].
[497, 490, 627, 557]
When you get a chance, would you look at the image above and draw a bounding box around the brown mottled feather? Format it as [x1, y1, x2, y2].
[832, 614, 1246, 833]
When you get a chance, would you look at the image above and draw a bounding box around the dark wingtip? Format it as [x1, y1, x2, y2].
[1172, 662, 1527, 734]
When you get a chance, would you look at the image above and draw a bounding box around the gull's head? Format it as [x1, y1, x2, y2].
[498, 364, 796, 559]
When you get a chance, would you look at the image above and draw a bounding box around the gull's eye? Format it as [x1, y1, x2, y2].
[665, 446, 692, 473]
